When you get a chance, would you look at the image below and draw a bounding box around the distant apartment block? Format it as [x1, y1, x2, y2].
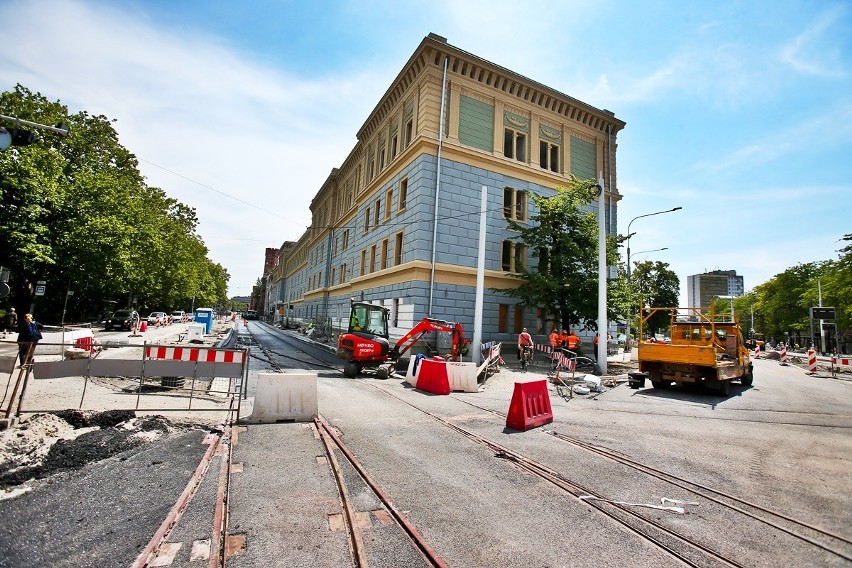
[687, 270, 744, 310]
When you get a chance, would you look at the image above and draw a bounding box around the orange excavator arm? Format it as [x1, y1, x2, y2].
[389, 318, 469, 361]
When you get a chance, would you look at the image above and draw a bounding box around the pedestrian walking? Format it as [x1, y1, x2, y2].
[593, 333, 599, 361]
[17, 313, 42, 367]
[4, 307, 16, 337]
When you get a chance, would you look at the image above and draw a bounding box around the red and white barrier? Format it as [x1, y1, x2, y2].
[779, 344, 788, 366]
[832, 357, 851, 366]
[145, 346, 245, 364]
[753, 346, 760, 359]
[807, 349, 817, 374]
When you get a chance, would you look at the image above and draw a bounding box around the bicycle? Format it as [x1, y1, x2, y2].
[519, 344, 533, 372]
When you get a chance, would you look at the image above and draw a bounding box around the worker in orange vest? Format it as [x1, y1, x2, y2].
[549, 329, 560, 349]
[559, 329, 569, 348]
[566, 330, 580, 351]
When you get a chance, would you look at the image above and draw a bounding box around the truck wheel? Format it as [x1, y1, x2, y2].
[344, 362, 361, 378]
[375, 366, 389, 380]
[719, 380, 730, 396]
[650, 380, 670, 390]
[741, 366, 754, 386]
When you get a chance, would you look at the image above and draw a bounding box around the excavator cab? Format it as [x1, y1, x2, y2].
[337, 302, 391, 378]
[348, 302, 389, 338]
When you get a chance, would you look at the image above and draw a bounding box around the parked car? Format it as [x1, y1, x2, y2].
[104, 310, 133, 331]
[147, 312, 169, 326]
[171, 310, 187, 322]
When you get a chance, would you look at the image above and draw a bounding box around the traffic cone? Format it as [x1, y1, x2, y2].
[139, 321, 148, 332]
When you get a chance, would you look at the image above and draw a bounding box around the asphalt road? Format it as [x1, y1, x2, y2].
[1, 321, 850, 567]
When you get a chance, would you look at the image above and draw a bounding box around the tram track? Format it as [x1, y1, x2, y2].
[446, 394, 852, 563]
[231, 322, 851, 567]
[315, 414, 448, 568]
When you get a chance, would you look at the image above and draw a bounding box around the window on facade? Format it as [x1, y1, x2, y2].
[370, 245, 377, 274]
[360, 249, 366, 276]
[333, 237, 338, 257]
[379, 140, 386, 170]
[514, 306, 524, 334]
[385, 189, 393, 220]
[368, 153, 375, 181]
[536, 308, 545, 334]
[398, 178, 408, 212]
[364, 208, 370, 233]
[331, 268, 336, 285]
[374, 199, 381, 228]
[394, 232, 403, 265]
[380, 239, 388, 270]
[501, 241, 526, 272]
[392, 298, 399, 328]
[540, 141, 560, 173]
[342, 229, 349, 250]
[391, 134, 398, 160]
[404, 118, 413, 147]
[503, 128, 526, 162]
[498, 304, 509, 333]
[503, 188, 526, 221]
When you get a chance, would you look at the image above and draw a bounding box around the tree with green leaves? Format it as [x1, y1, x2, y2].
[497, 175, 620, 331]
[0, 84, 229, 323]
[631, 260, 680, 335]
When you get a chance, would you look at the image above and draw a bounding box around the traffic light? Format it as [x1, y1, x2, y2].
[0, 126, 38, 149]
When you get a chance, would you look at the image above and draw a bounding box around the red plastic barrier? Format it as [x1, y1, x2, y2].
[506, 380, 553, 431]
[416, 358, 451, 395]
[74, 336, 94, 351]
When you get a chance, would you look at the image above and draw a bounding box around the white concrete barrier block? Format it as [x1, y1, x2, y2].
[445, 361, 479, 392]
[405, 357, 419, 387]
[188, 324, 205, 341]
[249, 372, 318, 423]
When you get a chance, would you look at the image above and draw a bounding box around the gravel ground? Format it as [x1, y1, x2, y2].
[0, 319, 237, 501]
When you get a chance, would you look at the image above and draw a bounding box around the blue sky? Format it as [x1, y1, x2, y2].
[2, 0, 850, 301]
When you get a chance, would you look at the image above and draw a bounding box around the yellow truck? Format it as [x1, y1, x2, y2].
[631, 306, 753, 396]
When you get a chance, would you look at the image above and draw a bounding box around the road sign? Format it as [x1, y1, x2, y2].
[35, 285, 46, 296]
[810, 307, 836, 319]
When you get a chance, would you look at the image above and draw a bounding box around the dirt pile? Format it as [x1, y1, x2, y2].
[0, 410, 206, 497]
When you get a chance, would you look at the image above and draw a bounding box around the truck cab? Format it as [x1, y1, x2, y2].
[636, 306, 753, 396]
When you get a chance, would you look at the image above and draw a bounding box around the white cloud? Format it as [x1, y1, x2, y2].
[692, 103, 852, 174]
[0, 0, 390, 295]
[779, 5, 849, 78]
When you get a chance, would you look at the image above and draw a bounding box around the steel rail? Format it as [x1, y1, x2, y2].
[315, 418, 370, 568]
[447, 393, 852, 561]
[364, 382, 749, 568]
[315, 414, 449, 568]
[548, 431, 852, 561]
[131, 429, 224, 568]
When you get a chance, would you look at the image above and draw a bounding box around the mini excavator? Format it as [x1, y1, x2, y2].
[336, 301, 469, 379]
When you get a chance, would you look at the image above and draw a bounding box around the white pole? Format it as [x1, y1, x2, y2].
[597, 172, 607, 374]
[819, 278, 825, 353]
[473, 185, 488, 365]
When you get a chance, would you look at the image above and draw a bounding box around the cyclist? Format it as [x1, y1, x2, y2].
[518, 327, 533, 371]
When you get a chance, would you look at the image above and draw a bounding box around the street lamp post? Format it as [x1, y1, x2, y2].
[624, 207, 682, 352]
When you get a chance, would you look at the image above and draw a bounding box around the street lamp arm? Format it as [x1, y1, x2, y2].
[627, 206, 682, 235]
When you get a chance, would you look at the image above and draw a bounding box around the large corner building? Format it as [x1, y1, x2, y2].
[266, 34, 625, 343]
